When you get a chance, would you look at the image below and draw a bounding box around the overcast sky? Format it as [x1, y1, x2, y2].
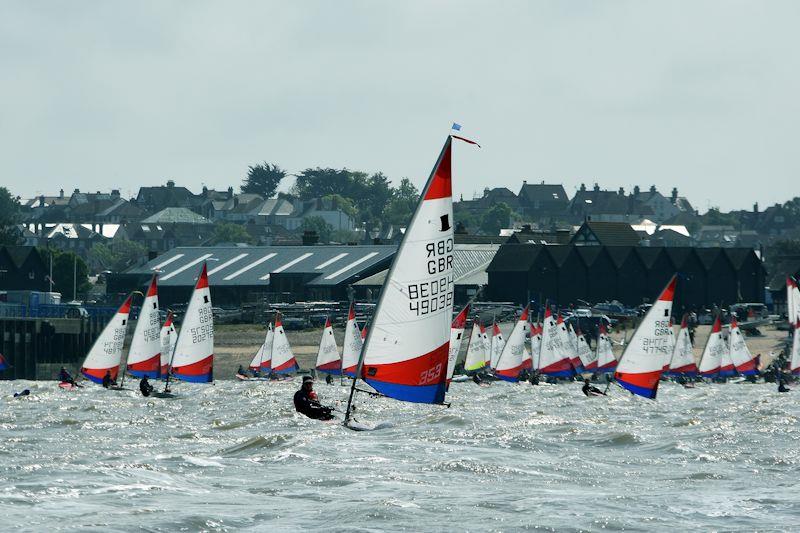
[2, 1, 798, 211]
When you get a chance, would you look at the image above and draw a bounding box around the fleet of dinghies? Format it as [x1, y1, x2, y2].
[53, 132, 775, 428]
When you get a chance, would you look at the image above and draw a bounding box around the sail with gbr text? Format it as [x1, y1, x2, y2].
[359, 137, 456, 404]
[614, 275, 676, 399]
[494, 306, 530, 382]
[81, 295, 133, 383]
[698, 316, 724, 378]
[171, 263, 214, 383]
[126, 275, 162, 378]
[539, 309, 573, 377]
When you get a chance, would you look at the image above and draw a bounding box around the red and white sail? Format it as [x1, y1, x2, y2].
[315, 317, 341, 375]
[728, 318, 757, 376]
[359, 137, 456, 404]
[159, 312, 177, 376]
[271, 313, 298, 374]
[614, 275, 676, 398]
[595, 322, 616, 374]
[530, 322, 542, 371]
[539, 309, 573, 377]
[342, 302, 362, 377]
[790, 319, 800, 376]
[248, 322, 272, 371]
[662, 319, 675, 372]
[80, 295, 133, 383]
[489, 322, 505, 370]
[566, 323, 584, 373]
[698, 316, 724, 378]
[789, 278, 800, 324]
[126, 275, 162, 378]
[495, 306, 530, 381]
[464, 322, 487, 373]
[171, 263, 214, 383]
[575, 327, 597, 372]
[447, 304, 470, 382]
[521, 319, 533, 371]
[668, 315, 697, 376]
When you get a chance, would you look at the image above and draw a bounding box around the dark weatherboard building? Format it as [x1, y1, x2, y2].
[109, 245, 397, 307]
[486, 244, 764, 313]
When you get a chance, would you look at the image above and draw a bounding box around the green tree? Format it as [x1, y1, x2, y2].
[361, 173, 393, 224]
[302, 216, 333, 243]
[382, 178, 419, 226]
[210, 223, 255, 245]
[241, 162, 286, 198]
[41, 248, 91, 299]
[480, 202, 512, 235]
[702, 207, 740, 229]
[0, 187, 22, 245]
[291, 168, 369, 202]
[321, 194, 358, 220]
[90, 240, 148, 272]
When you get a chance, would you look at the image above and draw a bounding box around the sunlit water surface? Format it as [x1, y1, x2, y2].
[1, 379, 798, 532]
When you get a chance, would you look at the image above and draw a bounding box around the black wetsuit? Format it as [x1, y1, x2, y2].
[293, 388, 333, 420]
[59, 370, 74, 384]
[583, 382, 605, 396]
[140, 378, 154, 397]
[102, 373, 113, 389]
[779, 381, 791, 393]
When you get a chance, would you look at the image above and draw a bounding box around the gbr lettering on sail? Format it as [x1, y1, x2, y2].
[640, 319, 671, 355]
[408, 237, 454, 317]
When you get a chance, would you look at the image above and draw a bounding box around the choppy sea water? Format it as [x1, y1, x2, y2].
[1, 379, 798, 532]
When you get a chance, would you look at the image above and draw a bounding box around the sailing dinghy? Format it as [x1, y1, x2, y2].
[566, 323, 585, 374]
[728, 318, 757, 376]
[126, 275, 162, 379]
[271, 312, 299, 374]
[342, 302, 363, 377]
[447, 304, 470, 384]
[315, 317, 341, 375]
[159, 312, 177, 378]
[613, 275, 677, 399]
[344, 133, 478, 428]
[489, 321, 505, 371]
[667, 315, 697, 377]
[464, 322, 487, 375]
[697, 316, 724, 379]
[530, 321, 542, 373]
[595, 322, 617, 374]
[170, 263, 214, 383]
[539, 309, 574, 378]
[79, 295, 133, 385]
[494, 306, 530, 382]
[575, 326, 597, 374]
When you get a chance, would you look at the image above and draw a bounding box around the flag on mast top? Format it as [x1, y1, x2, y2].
[451, 122, 462, 131]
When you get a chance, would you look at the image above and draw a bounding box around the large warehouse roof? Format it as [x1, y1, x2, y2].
[354, 244, 500, 287]
[128, 245, 396, 287]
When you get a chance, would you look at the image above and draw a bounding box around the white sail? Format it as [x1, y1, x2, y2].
[494, 307, 529, 381]
[575, 328, 597, 371]
[464, 323, 486, 372]
[159, 312, 177, 375]
[595, 322, 616, 373]
[539, 310, 573, 376]
[271, 313, 298, 373]
[729, 318, 756, 376]
[447, 304, 470, 381]
[530, 322, 542, 371]
[171, 263, 214, 383]
[489, 322, 505, 370]
[315, 317, 341, 374]
[614, 276, 676, 398]
[126, 275, 162, 378]
[342, 303, 362, 376]
[668, 316, 697, 375]
[80, 295, 133, 383]
[697, 316, 724, 377]
[791, 320, 800, 376]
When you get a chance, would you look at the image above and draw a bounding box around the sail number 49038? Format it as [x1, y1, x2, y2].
[408, 274, 453, 316]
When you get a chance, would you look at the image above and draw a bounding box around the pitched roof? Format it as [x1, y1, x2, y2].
[571, 221, 642, 246]
[141, 208, 211, 224]
[518, 183, 569, 203]
[487, 244, 544, 272]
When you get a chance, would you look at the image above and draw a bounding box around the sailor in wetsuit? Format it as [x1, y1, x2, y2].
[237, 365, 248, 377]
[58, 367, 76, 385]
[293, 376, 334, 420]
[139, 376, 154, 397]
[582, 378, 606, 396]
[778, 377, 791, 393]
[102, 370, 116, 389]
